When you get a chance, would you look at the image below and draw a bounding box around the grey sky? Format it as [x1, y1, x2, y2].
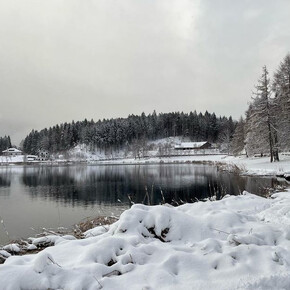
[0, 0, 289, 144]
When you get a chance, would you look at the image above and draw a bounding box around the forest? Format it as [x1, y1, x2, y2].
[0, 136, 12, 153]
[21, 111, 236, 155]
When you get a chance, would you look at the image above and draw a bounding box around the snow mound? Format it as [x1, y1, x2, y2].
[3, 244, 21, 253]
[1, 191, 290, 289]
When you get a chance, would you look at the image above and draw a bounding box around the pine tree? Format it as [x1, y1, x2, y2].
[245, 66, 277, 161]
[272, 53, 290, 151]
[231, 117, 245, 156]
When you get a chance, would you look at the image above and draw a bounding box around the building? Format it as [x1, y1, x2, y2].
[174, 141, 211, 150]
[38, 150, 49, 161]
[26, 155, 38, 161]
[2, 148, 22, 156]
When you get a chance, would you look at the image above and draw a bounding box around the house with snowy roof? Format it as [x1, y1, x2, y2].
[2, 148, 22, 156]
[174, 141, 211, 150]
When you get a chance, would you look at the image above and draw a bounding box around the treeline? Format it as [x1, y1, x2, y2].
[0, 136, 12, 154]
[22, 111, 236, 155]
[231, 53, 290, 161]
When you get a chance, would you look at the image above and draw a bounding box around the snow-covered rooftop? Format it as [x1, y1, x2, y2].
[175, 141, 208, 149]
[2, 148, 22, 153]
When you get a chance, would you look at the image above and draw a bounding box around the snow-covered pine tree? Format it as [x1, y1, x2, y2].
[230, 117, 245, 156]
[0, 136, 12, 153]
[272, 53, 290, 152]
[21, 111, 235, 154]
[245, 66, 277, 162]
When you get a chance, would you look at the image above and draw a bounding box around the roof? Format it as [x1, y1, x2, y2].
[2, 148, 22, 153]
[174, 142, 209, 149]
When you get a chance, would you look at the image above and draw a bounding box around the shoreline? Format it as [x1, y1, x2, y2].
[0, 215, 119, 264]
[1, 153, 290, 178]
[1, 178, 288, 264]
[1, 154, 289, 263]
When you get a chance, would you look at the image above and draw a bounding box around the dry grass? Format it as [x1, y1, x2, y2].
[74, 216, 118, 237]
[0, 215, 119, 264]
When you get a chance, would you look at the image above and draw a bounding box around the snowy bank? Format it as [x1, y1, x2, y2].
[96, 153, 290, 177]
[1, 191, 290, 289]
[68, 140, 290, 177]
[2, 140, 290, 178]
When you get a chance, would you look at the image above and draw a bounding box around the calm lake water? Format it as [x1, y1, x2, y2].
[0, 164, 285, 244]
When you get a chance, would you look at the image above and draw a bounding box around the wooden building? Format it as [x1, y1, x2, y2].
[174, 141, 211, 150]
[2, 148, 22, 156]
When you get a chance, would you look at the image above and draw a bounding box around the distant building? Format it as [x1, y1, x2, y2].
[2, 148, 22, 156]
[38, 150, 49, 161]
[26, 155, 38, 161]
[174, 141, 212, 150]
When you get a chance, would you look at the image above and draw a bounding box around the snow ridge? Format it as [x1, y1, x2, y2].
[1, 191, 290, 289]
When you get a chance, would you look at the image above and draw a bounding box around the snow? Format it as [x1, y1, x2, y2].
[3, 244, 20, 253]
[0, 250, 11, 259]
[95, 153, 290, 176]
[2, 148, 22, 154]
[1, 190, 290, 289]
[4, 151, 290, 178]
[0, 155, 24, 164]
[175, 141, 208, 149]
[223, 154, 290, 176]
[1, 137, 290, 178]
[64, 140, 290, 177]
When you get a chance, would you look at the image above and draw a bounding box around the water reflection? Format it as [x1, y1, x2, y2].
[0, 164, 286, 244]
[16, 164, 285, 205]
[0, 171, 11, 188]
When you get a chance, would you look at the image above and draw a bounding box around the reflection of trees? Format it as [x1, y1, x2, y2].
[18, 164, 284, 207]
[0, 170, 12, 187]
[22, 166, 126, 207]
[243, 176, 282, 197]
[18, 164, 255, 207]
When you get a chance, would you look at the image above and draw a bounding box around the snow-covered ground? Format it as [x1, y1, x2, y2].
[67, 140, 290, 176]
[2, 152, 290, 177]
[1, 138, 290, 177]
[223, 154, 290, 176]
[96, 154, 290, 176]
[1, 190, 290, 289]
[0, 155, 24, 164]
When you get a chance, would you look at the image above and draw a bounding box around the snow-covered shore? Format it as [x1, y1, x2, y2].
[1, 190, 290, 289]
[2, 151, 290, 178]
[95, 154, 290, 177]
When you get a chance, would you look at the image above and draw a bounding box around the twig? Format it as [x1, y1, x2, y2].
[160, 187, 165, 204]
[42, 229, 59, 236]
[48, 256, 62, 268]
[127, 194, 135, 205]
[103, 270, 121, 277]
[210, 227, 232, 235]
[93, 276, 103, 289]
[0, 215, 10, 241]
[144, 186, 151, 205]
[150, 184, 154, 205]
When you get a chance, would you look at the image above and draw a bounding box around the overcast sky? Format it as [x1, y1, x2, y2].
[0, 0, 289, 144]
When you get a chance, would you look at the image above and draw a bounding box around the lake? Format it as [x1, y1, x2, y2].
[0, 164, 285, 245]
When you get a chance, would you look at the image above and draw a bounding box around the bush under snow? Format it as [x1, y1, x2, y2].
[1, 191, 290, 289]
